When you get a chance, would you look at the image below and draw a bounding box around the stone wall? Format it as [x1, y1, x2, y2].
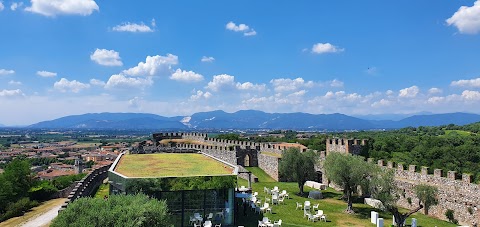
[51, 182, 77, 199]
[326, 138, 366, 155]
[59, 164, 111, 212]
[377, 161, 480, 225]
[258, 153, 280, 181]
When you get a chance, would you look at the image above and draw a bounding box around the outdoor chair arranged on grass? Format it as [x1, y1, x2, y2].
[304, 209, 312, 218]
[296, 202, 303, 210]
[189, 215, 196, 225]
[214, 224, 221, 227]
[262, 217, 271, 225]
[203, 220, 212, 227]
[193, 213, 203, 223]
[194, 223, 201, 227]
[264, 187, 268, 193]
[253, 191, 259, 196]
[304, 201, 311, 211]
[313, 210, 323, 219]
[258, 220, 266, 227]
[265, 197, 271, 203]
[279, 190, 289, 199]
[272, 195, 278, 205]
[320, 214, 327, 222]
[308, 213, 318, 222]
[260, 203, 272, 213]
[278, 196, 285, 204]
[207, 213, 213, 220]
[272, 219, 282, 227]
[312, 203, 319, 211]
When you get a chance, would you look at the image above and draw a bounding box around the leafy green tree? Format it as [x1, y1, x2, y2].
[370, 169, 425, 227]
[29, 180, 58, 201]
[278, 148, 317, 195]
[324, 152, 375, 213]
[51, 194, 170, 227]
[414, 184, 438, 215]
[3, 159, 33, 200]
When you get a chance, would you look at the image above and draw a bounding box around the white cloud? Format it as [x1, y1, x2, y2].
[37, 70, 57, 77]
[89, 78, 105, 86]
[206, 74, 235, 92]
[226, 21, 256, 36]
[428, 87, 443, 94]
[427, 96, 445, 104]
[0, 89, 24, 98]
[451, 78, 480, 87]
[112, 22, 154, 33]
[399, 86, 419, 98]
[11, 2, 23, 10]
[329, 79, 344, 87]
[0, 2, 4, 11]
[371, 99, 392, 108]
[270, 77, 314, 92]
[128, 96, 142, 109]
[386, 90, 394, 96]
[54, 78, 90, 93]
[90, 48, 123, 66]
[170, 69, 204, 82]
[461, 90, 480, 101]
[25, 0, 99, 17]
[190, 90, 212, 101]
[123, 54, 178, 77]
[0, 69, 15, 76]
[8, 80, 22, 85]
[446, 0, 480, 34]
[201, 56, 215, 63]
[236, 82, 266, 91]
[104, 74, 153, 89]
[151, 18, 156, 27]
[311, 43, 344, 54]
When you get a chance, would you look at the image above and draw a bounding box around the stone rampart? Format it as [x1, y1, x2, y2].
[326, 138, 366, 155]
[59, 164, 111, 212]
[258, 154, 280, 181]
[376, 160, 480, 225]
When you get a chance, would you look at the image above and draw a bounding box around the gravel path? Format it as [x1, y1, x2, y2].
[20, 204, 62, 227]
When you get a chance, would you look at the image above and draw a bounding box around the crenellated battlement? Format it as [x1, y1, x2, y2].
[326, 138, 367, 155]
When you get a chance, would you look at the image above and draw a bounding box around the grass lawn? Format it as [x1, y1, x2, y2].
[444, 130, 472, 136]
[93, 182, 110, 199]
[236, 178, 456, 227]
[115, 153, 234, 177]
[245, 167, 276, 182]
[0, 198, 65, 227]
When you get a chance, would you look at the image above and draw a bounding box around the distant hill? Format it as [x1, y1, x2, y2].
[28, 113, 187, 129]
[26, 111, 480, 130]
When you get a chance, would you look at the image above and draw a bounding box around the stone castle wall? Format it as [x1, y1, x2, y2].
[59, 164, 111, 212]
[326, 138, 366, 155]
[258, 154, 280, 181]
[375, 161, 480, 225]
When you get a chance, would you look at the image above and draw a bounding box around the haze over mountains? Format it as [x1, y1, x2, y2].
[18, 111, 480, 131]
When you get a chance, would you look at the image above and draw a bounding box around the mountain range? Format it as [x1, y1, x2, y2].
[22, 111, 480, 131]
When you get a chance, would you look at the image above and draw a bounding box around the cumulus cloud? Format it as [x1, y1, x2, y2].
[0, 69, 15, 76]
[446, 0, 480, 34]
[201, 56, 215, 63]
[25, 0, 99, 17]
[190, 90, 212, 101]
[8, 80, 22, 86]
[90, 48, 123, 66]
[311, 43, 344, 54]
[451, 78, 480, 87]
[54, 78, 90, 93]
[270, 77, 315, 92]
[371, 99, 392, 108]
[170, 69, 204, 82]
[399, 86, 419, 98]
[428, 96, 445, 104]
[461, 90, 480, 101]
[128, 96, 142, 109]
[123, 54, 178, 77]
[89, 78, 105, 86]
[37, 70, 57, 77]
[0, 89, 24, 98]
[236, 82, 266, 91]
[226, 21, 256, 36]
[428, 87, 443, 94]
[11, 2, 23, 10]
[105, 74, 153, 89]
[328, 79, 344, 87]
[0, 2, 4, 11]
[206, 74, 235, 92]
[112, 22, 154, 32]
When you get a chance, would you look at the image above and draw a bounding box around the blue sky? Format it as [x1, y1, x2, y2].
[1, 0, 480, 125]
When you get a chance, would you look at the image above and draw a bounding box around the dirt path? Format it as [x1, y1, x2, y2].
[0, 198, 65, 227]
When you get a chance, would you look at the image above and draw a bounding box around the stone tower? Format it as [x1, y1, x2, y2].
[74, 157, 84, 174]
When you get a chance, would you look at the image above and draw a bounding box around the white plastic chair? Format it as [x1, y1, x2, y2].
[295, 202, 303, 210]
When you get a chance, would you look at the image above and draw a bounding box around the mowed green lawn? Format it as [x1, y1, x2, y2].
[115, 153, 234, 177]
[236, 168, 456, 227]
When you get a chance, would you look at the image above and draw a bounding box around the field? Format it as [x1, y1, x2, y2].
[114, 153, 234, 177]
[236, 168, 456, 227]
[444, 130, 472, 136]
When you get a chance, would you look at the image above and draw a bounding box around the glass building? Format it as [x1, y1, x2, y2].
[109, 153, 238, 227]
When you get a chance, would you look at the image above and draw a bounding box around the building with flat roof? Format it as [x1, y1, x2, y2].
[109, 152, 238, 227]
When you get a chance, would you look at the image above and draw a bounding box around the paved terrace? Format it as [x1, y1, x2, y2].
[114, 153, 235, 178]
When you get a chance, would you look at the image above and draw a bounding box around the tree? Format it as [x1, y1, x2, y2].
[371, 169, 424, 227]
[51, 194, 170, 227]
[278, 148, 317, 195]
[324, 152, 375, 213]
[414, 184, 438, 215]
[2, 159, 33, 200]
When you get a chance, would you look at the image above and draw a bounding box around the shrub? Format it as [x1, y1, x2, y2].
[51, 194, 170, 227]
[407, 197, 412, 205]
[0, 198, 38, 221]
[445, 209, 458, 224]
[29, 180, 58, 201]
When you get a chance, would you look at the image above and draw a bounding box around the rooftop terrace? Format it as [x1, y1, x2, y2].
[114, 153, 235, 178]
